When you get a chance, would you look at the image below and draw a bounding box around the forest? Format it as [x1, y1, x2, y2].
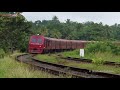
[0, 12, 120, 54]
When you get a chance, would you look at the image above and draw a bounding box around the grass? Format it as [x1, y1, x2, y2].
[36, 54, 69, 64]
[35, 54, 120, 74]
[59, 49, 120, 63]
[86, 52, 120, 63]
[62, 50, 80, 58]
[0, 52, 66, 78]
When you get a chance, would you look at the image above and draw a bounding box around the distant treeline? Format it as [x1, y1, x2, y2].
[30, 16, 120, 41]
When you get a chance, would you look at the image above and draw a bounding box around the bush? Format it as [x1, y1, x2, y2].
[92, 57, 104, 65]
[86, 41, 109, 53]
[0, 48, 5, 58]
[85, 41, 120, 55]
[20, 47, 27, 52]
[91, 52, 105, 65]
[112, 46, 120, 55]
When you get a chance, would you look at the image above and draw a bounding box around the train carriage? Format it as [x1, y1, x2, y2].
[28, 35, 89, 54]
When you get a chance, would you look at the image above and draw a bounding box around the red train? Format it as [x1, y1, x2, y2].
[28, 35, 91, 54]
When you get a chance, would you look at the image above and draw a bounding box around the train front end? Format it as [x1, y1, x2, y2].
[28, 35, 45, 54]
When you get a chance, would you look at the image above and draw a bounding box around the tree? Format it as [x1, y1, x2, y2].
[50, 29, 62, 38]
[66, 19, 71, 24]
[0, 13, 32, 53]
[52, 16, 60, 24]
[52, 16, 58, 21]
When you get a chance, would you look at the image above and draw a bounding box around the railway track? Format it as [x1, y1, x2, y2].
[16, 54, 120, 78]
[57, 55, 120, 67]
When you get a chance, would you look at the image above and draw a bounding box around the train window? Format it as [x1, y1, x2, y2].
[31, 38, 37, 43]
[38, 38, 42, 44]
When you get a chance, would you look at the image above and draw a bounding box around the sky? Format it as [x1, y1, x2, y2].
[22, 12, 120, 26]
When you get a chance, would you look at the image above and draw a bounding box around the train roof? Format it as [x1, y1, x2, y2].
[44, 37, 90, 42]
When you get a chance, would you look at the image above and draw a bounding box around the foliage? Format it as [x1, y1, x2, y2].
[0, 12, 32, 53]
[92, 55, 105, 65]
[85, 41, 120, 55]
[112, 46, 120, 55]
[30, 17, 120, 41]
[61, 41, 120, 61]
[0, 48, 5, 58]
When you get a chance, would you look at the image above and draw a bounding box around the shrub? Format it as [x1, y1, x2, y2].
[112, 46, 120, 55]
[0, 48, 5, 58]
[85, 41, 120, 55]
[92, 57, 104, 65]
[86, 42, 107, 53]
[91, 52, 105, 65]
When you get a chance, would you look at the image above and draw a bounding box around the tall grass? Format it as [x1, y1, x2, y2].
[86, 52, 120, 63]
[0, 52, 63, 78]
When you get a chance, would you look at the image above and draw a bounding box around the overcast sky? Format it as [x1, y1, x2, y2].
[22, 12, 120, 26]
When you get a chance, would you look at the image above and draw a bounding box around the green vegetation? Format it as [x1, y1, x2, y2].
[0, 48, 5, 58]
[30, 16, 120, 41]
[60, 41, 120, 64]
[62, 50, 80, 58]
[36, 54, 69, 65]
[0, 12, 32, 53]
[0, 52, 65, 78]
[33, 41, 120, 74]
[85, 41, 120, 55]
[35, 54, 120, 74]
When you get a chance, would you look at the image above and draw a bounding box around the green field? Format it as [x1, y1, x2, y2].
[35, 54, 120, 75]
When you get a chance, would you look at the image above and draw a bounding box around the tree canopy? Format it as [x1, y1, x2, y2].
[0, 12, 32, 53]
[30, 16, 120, 41]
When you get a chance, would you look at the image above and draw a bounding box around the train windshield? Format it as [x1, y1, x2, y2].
[37, 38, 42, 44]
[31, 38, 43, 44]
[31, 38, 37, 43]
